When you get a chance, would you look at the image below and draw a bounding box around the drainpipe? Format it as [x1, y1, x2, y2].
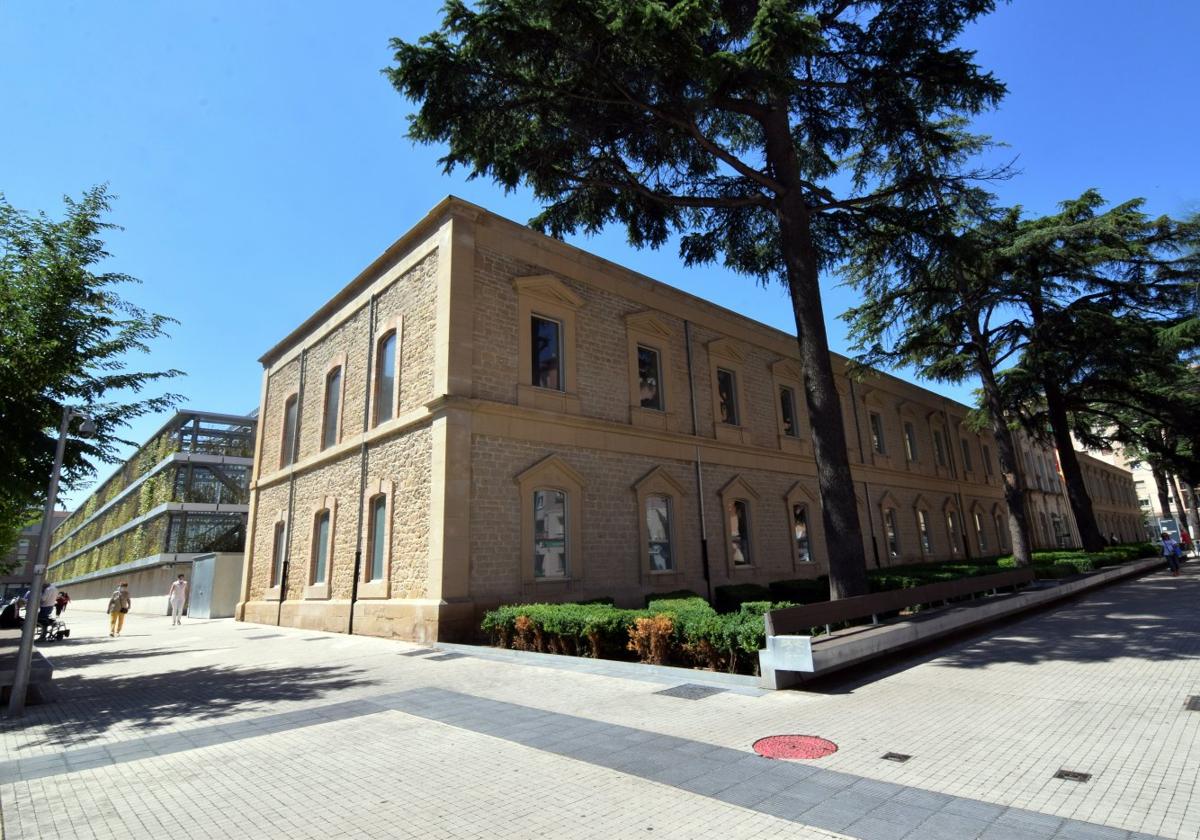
[683, 320, 712, 603]
[847, 379, 881, 568]
[348, 297, 377, 636]
[278, 347, 307, 626]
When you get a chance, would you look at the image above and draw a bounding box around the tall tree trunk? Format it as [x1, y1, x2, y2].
[1168, 474, 1191, 537]
[1151, 464, 1174, 526]
[968, 327, 1033, 566]
[767, 113, 867, 599]
[1184, 481, 1200, 541]
[1041, 377, 1105, 551]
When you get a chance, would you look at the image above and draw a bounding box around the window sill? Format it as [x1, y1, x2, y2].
[304, 583, 330, 600]
[778, 434, 806, 455]
[263, 585, 282, 601]
[357, 579, 390, 599]
[518, 384, 582, 415]
[630, 405, 673, 431]
[713, 423, 750, 445]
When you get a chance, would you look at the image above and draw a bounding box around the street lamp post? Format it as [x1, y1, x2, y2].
[5, 406, 93, 718]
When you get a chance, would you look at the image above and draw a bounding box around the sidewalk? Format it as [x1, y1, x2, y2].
[0, 562, 1196, 839]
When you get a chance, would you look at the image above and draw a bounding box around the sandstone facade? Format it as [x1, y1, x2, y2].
[239, 198, 1143, 641]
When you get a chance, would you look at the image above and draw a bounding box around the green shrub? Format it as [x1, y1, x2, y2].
[1036, 563, 1079, 580]
[643, 589, 700, 607]
[713, 583, 772, 613]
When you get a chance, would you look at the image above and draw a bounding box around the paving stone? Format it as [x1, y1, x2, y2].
[905, 810, 992, 840]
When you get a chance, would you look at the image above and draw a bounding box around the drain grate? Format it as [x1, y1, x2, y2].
[1054, 769, 1091, 783]
[303, 637, 331, 642]
[654, 684, 728, 700]
[1185, 696, 1200, 711]
[244, 634, 281, 640]
[426, 652, 467, 661]
[882, 752, 912, 763]
[399, 649, 436, 657]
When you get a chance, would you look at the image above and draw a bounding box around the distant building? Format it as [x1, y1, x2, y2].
[238, 198, 1144, 643]
[0, 511, 71, 599]
[46, 411, 256, 611]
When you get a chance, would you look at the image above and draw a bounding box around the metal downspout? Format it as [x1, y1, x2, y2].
[683, 320, 712, 603]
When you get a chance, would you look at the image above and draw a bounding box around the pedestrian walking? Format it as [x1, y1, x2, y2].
[166, 574, 188, 626]
[1161, 532, 1182, 577]
[54, 590, 70, 617]
[107, 583, 131, 636]
[39, 583, 58, 625]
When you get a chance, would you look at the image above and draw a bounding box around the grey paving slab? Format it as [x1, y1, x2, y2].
[906, 810, 992, 840]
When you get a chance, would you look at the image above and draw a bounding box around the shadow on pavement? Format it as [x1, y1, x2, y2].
[800, 571, 1199, 694]
[3, 661, 373, 750]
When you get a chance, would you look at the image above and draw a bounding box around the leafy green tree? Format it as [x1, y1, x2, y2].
[388, 0, 1006, 597]
[845, 195, 1037, 565]
[995, 192, 1198, 550]
[0, 186, 182, 570]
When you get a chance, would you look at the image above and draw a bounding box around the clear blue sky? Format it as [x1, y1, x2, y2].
[2, 2, 1196, 506]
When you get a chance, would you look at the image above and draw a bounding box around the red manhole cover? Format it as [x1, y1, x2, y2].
[753, 735, 838, 760]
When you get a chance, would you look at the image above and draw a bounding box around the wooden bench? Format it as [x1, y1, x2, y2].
[759, 567, 1037, 689]
[765, 567, 1037, 636]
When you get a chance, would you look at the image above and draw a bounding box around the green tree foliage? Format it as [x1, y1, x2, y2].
[844, 195, 1037, 565]
[388, 0, 1006, 598]
[994, 192, 1199, 550]
[0, 186, 182, 569]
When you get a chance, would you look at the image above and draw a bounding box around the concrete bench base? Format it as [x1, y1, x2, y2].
[759, 557, 1164, 689]
[0, 629, 58, 706]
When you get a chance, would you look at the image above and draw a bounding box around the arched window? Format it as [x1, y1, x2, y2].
[916, 509, 933, 554]
[793, 503, 811, 563]
[322, 366, 342, 449]
[883, 508, 900, 558]
[374, 331, 398, 425]
[280, 394, 299, 467]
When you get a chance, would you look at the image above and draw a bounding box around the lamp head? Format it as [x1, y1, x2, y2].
[77, 416, 97, 436]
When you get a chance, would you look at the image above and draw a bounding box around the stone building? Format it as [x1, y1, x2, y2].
[239, 198, 1141, 642]
[1, 512, 71, 600]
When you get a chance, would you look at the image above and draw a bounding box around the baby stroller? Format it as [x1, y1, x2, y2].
[36, 610, 70, 642]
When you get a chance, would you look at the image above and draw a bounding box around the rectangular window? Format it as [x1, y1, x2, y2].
[960, 438, 973, 472]
[903, 421, 918, 462]
[917, 510, 932, 554]
[716, 368, 739, 425]
[272, 521, 286, 587]
[280, 395, 299, 467]
[533, 489, 568, 578]
[322, 367, 341, 449]
[531, 316, 563, 391]
[947, 513, 960, 555]
[974, 512, 987, 552]
[995, 514, 1007, 550]
[312, 510, 330, 584]
[982, 444, 993, 476]
[375, 332, 397, 425]
[780, 386, 799, 438]
[869, 412, 885, 455]
[729, 500, 751, 566]
[368, 495, 387, 582]
[933, 430, 947, 466]
[645, 495, 673, 571]
[793, 504, 811, 562]
[884, 509, 900, 558]
[637, 345, 663, 410]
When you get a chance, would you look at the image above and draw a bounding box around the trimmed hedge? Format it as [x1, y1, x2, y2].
[996, 542, 1157, 576]
[481, 595, 795, 675]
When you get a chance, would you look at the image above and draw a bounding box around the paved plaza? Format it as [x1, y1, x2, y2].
[0, 563, 1196, 840]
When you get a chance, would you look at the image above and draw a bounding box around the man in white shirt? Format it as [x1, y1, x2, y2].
[39, 583, 58, 624]
[167, 574, 188, 626]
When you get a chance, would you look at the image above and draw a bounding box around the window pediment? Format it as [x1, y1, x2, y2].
[877, 490, 899, 510]
[632, 465, 686, 497]
[512, 274, 583, 310]
[912, 494, 931, 511]
[785, 481, 816, 505]
[515, 454, 584, 492]
[625, 310, 672, 339]
[771, 359, 803, 382]
[943, 497, 959, 514]
[707, 337, 745, 363]
[718, 474, 759, 501]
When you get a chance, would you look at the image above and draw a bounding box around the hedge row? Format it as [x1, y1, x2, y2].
[480, 597, 794, 674]
[997, 542, 1157, 575]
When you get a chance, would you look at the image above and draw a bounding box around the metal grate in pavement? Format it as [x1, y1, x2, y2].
[882, 752, 912, 763]
[425, 652, 468, 661]
[399, 649, 437, 657]
[244, 634, 281, 639]
[1185, 695, 1200, 711]
[303, 637, 331, 642]
[654, 683, 728, 700]
[1053, 769, 1091, 782]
